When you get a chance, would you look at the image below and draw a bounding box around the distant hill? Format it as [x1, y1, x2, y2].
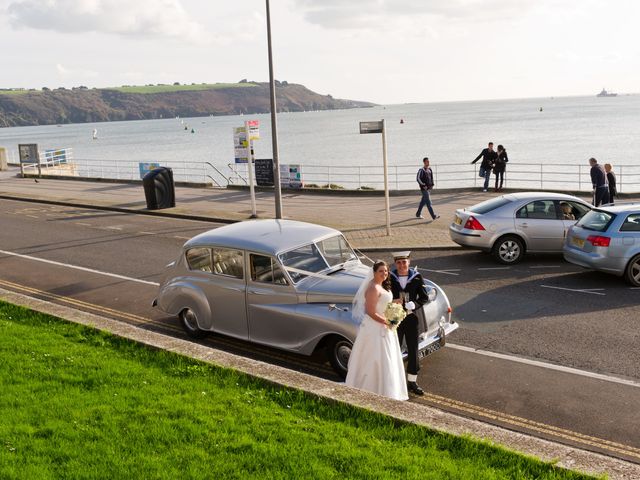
[0, 82, 376, 127]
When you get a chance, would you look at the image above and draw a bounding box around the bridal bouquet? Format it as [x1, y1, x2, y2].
[384, 302, 406, 330]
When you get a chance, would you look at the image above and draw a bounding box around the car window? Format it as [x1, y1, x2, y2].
[620, 213, 640, 232]
[563, 201, 590, 220]
[279, 243, 328, 283]
[212, 248, 244, 279]
[186, 248, 212, 273]
[250, 254, 288, 285]
[469, 197, 512, 215]
[576, 210, 616, 232]
[517, 200, 557, 220]
[316, 235, 356, 268]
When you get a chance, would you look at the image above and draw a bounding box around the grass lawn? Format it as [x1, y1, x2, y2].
[0, 301, 597, 479]
[105, 83, 260, 94]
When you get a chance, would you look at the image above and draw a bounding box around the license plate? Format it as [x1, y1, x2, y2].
[418, 342, 441, 359]
[454, 216, 462, 225]
[572, 237, 585, 248]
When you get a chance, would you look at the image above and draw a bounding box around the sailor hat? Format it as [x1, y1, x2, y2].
[392, 251, 411, 260]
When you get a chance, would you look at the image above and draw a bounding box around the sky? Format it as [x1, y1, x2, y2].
[1, 0, 638, 104]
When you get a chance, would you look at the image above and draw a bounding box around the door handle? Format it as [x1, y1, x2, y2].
[248, 289, 269, 295]
[520, 223, 528, 228]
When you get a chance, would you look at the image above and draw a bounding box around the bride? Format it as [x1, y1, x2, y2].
[345, 260, 408, 401]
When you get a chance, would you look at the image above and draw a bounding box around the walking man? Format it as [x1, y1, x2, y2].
[471, 142, 497, 192]
[415, 157, 440, 220]
[389, 251, 432, 396]
[589, 157, 610, 206]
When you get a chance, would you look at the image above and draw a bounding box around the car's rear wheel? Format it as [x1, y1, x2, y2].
[493, 235, 524, 264]
[327, 336, 352, 379]
[624, 254, 640, 287]
[180, 308, 206, 339]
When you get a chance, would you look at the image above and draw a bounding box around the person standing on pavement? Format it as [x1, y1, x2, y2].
[389, 251, 432, 396]
[493, 145, 509, 192]
[471, 142, 498, 192]
[415, 157, 440, 221]
[589, 157, 609, 206]
[604, 163, 617, 203]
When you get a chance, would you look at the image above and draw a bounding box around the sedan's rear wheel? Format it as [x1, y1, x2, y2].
[180, 308, 206, 339]
[493, 235, 524, 264]
[624, 254, 640, 287]
[327, 336, 352, 379]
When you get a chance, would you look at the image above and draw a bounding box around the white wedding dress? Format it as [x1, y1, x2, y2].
[345, 289, 408, 401]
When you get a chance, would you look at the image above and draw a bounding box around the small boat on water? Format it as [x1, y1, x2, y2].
[597, 88, 617, 97]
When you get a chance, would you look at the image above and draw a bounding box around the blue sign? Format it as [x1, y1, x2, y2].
[139, 162, 160, 179]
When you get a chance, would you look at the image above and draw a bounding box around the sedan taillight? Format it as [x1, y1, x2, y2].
[587, 235, 611, 247]
[464, 216, 485, 230]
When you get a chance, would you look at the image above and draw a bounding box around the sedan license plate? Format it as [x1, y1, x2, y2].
[418, 342, 441, 359]
[454, 216, 463, 225]
[572, 237, 585, 248]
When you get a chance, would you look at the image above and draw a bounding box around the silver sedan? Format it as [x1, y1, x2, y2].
[153, 219, 457, 377]
[449, 192, 592, 264]
[563, 203, 640, 286]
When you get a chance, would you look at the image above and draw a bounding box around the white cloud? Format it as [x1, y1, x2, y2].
[7, 0, 210, 43]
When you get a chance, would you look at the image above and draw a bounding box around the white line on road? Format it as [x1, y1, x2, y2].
[0, 249, 159, 287]
[478, 267, 510, 271]
[138, 231, 156, 235]
[447, 343, 640, 389]
[75, 222, 92, 226]
[530, 265, 562, 269]
[540, 284, 605, 295]
[422, 268, 460, 276]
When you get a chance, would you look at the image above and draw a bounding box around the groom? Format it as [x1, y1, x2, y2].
[389, 251, 431, 395]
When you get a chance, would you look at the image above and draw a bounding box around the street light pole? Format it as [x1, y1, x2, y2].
[265, 0, 283, 219]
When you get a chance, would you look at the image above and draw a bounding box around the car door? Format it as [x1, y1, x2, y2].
[246, 253, 300, 350]
[514, 200, 566, 251]
[197, 247, 248, 339]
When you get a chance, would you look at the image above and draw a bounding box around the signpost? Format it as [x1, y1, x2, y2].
[18, 143, 40, 177]
[359, 120, 390, 235]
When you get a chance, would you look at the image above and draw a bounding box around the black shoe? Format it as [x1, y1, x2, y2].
[407, 381, 424, 395]
[432, 215, 440, 220]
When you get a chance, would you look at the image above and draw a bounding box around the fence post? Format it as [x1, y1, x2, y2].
[619, 166, 622, 194]
[578, 165, 582, 191]
[328, 166, 331, 189]
[540, 164, 543, 190]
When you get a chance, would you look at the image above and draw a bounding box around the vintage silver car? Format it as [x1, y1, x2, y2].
[153, 219, 457, 377]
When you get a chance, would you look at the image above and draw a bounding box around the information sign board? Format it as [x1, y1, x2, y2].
[255, 158, 274, 186]
[18, 143, 39, 164]
[359, 121, 384, 134]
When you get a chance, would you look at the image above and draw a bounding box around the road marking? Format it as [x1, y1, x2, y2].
[103, 226, 123, 231]
[138, 231, 156, 235]
[530, 265, 561, 269]
[422, 391, 640, 460]
[0, 249, 159, 287]
[173, 236, 191, 240]
[478, 267, 510, 271]
[422, 268, 460, 276]
[448, 343, 640, 388]
[540, 284, 605, 296]
[75, 222, 92, 226]
[25, 215, 39, 219]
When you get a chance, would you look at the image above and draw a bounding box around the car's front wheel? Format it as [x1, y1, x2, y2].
[493, 235, 524, 264]
[180, 307, 206, 339]
[624, 254, 640, 287]
[326, 336, 352, 379]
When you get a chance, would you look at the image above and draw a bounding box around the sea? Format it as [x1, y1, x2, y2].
[1, 94, 639, 190]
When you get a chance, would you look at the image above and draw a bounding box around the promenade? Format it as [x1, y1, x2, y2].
[0, 165, 597, 250]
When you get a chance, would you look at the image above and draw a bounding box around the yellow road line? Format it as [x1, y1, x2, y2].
[422, 392, 640, 460]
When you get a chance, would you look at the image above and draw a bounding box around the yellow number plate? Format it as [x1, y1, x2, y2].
[572, 237, 585, 248]
[455, 216, 463, 225]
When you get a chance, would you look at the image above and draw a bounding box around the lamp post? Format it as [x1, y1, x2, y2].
[265, 0, 283, 219]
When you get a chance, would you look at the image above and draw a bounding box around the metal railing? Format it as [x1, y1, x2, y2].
[228, 162, 640, 193]
[14, 154, 640, 194]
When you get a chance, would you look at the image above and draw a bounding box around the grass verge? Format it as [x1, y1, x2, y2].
[0, 301, 597, 479]
[106, 83, 259, 94]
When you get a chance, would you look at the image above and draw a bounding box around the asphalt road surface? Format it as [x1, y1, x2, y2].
[1, 198, 638, 463]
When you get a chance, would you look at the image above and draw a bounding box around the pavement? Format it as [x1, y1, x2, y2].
[2, 164, 640, 479]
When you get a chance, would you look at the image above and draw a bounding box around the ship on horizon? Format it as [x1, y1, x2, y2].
[597, 88, 617, 97]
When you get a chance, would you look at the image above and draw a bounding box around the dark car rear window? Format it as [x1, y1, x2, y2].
[468, 197, 512, 215]
[575, 210, 616, 232]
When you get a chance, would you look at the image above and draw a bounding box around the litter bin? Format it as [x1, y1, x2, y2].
[142, 167, 175, 210]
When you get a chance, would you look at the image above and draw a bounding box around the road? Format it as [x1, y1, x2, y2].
[1, 198, 638, 463]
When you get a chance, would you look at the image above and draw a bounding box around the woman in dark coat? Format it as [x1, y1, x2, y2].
[493, 145, 508, 192]
[605, 163, 617, 203]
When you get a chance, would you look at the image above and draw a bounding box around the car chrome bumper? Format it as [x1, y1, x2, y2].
[449, 227, 489, 248]
[409, 321, 459, 359]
